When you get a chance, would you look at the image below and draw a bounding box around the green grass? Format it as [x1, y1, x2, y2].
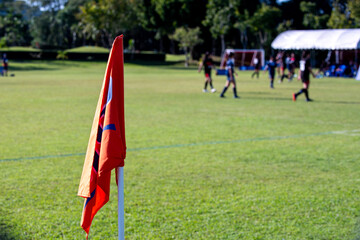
[166, 54, 186, 62]
[0, 46, 40, 52]
[65, 46, 110, 53]
[0, 60, 360, 239]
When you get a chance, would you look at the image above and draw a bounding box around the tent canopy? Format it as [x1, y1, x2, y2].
[271, 29, 360, 50]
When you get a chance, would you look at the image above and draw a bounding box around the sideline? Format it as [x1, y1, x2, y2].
[1, 129, 359, 163]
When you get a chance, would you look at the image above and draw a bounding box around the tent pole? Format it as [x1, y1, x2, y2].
[356, 49, 358, 67]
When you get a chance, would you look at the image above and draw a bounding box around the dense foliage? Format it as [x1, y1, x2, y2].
[0, 0, 360, 55]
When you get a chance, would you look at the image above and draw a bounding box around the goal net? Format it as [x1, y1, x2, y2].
[220, 49, 265, 70]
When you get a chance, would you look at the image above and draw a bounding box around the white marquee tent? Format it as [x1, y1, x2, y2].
[271, 29, 360, 80]
[271, 29, 360, 50]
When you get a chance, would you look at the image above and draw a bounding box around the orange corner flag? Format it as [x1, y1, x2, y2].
[78, 35, 126, 238]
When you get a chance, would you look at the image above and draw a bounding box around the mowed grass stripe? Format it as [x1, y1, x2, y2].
[1, 129, 358, 162]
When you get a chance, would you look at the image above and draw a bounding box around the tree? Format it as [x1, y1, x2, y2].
[170, 27, 203, 67]
[248, 3, 281, 49]
[277, 19, 293, 34]
[136, 0, 205, 53]
[233, 0, 260, 49]
[136, 0, 175, 52]
[79, 0, 139, 48]
[30, 11, 63, 48]
[29, 0, 66, 12]
[300, 1, 329, 29]
[29, 0, 69, 49]
[0, 0, 34, 47]
[203, 0, 236, 54]
[327, 0, 352, 29]
[56, 0, 89, 48]
[234, 13, 249, 49]
[348, 0, 360, 27]
[0, 10, 31, 46]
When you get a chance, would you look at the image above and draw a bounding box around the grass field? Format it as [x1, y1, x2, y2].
[0, 46, 40, 52]
[65, 46, 110, 53]
[0, 59, 359, 239]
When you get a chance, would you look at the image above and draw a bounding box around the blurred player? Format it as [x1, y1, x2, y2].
[293, 51, 316, 102]
[251, 54, 261, 79]
[220, 52, 239, 98]
[287, 53, 296, 81]
[264, 55, 277, 88]
[280, 53, 289, 82]
[2, 53, 8, 77]
[275, 52, 283, 79]
[198, 52, 216, 93]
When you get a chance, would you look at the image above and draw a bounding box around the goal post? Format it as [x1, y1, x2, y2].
[220, 49, 265, 70]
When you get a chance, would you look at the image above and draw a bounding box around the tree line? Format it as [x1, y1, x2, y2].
[1, 0, 360, 58]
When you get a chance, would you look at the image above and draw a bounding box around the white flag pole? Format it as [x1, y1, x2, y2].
[118, 166, 125, 240]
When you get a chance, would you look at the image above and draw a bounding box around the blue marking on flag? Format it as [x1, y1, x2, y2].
[93, 152, 99, 171]
[104, 124, 116, 131]
[97, 126, 103, 143]
[101, 106, 106, 117]
[84, 188, 96, 207]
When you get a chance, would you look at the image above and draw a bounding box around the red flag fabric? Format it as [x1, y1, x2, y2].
[78, 35, 126, 238]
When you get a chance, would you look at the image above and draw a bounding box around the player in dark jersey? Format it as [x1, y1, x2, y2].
[2, 53, 8, 77]
[293, 51, 315, 102]
[287, 53, 296, 81]
[264, 55, 277, 88]
[220, 52, 239, 98]
[198, 52, 216, 93]
[280, 52, 289, 82]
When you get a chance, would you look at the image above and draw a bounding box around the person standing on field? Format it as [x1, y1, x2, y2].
[198, 52, 216, 93]
[287, 52, 296, 81]
[251, 54, 261, 79]
[293, 51, 316, 102]
[220, 52, 239, 98]
[275, 51, 283, 79]
[2, 53, 8, 77]
[264, 55, 277, 89]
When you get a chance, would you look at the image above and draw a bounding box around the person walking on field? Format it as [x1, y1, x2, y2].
[251, 54, 261, 78]
[2, 53, 8, 77]
[275, 51, 283, 80]
[293, 51, 316, 102]
[264, 55, 277, 89]
[287, 53, 296, 81]
[220, 52, 239, 98]
[198, 52, 216, 93]
[280, 52, 289, 82]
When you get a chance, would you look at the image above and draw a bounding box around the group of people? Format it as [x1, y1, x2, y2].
[198, 50, 315, 102]
[198, 52, 239, 98]
[276, 51, 297, 83]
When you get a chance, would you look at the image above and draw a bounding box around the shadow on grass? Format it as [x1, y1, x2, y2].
[324, 100, 360, 105]
[127, 61, 203, 72]
[126, 60, 183, 66]
[9, 59, 202, 71]
[354, 217, 360, 240]
[243, 96, 291, 101]
[9, 66, 59, 71]
[0, 222, 17, 240]
[0, 209, 26, 240]
[243, 95, 360, 104]
[10, 60, 88, 72]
